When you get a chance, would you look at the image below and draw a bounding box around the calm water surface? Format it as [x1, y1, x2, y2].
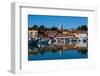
[28, 41, 88, 61]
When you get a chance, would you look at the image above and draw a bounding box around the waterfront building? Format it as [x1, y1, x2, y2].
[78, 32, 88, 38]
[73, 30, 88, 38]
[28, 29, 38, 40]
[45, 31, 61, 38]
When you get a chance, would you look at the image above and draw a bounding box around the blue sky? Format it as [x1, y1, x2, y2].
[28, 15, 88, 30]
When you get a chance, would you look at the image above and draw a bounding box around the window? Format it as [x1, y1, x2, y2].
[30, 32, 33, 34]
[35, 32, 38, 35]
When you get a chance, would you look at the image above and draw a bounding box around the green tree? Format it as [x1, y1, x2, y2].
[45, 27, 50, 31]
[39, 25, 45, 30]
[32, 25, 38, 30]
[50, 26, 58, 31]
[77, 25, 87, 31]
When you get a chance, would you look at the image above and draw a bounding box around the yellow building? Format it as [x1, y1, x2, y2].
[28, 29, 38, 39]
[63, 31, 69, 35]
[63, 30, 73, 36]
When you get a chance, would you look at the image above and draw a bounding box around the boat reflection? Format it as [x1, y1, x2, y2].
[28, 41, 88, 57]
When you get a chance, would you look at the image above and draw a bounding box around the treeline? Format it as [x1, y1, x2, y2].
[28, 25, 59, 31]
[76, 25, 88, 31]
[28, 24, 88, 31]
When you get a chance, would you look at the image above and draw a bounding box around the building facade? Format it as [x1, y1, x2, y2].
[28, 29, 38, 40]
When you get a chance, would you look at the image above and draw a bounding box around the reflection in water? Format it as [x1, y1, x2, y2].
[28, 40, 88, 61]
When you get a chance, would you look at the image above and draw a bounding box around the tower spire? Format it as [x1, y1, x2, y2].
[60, 24, 63, 30]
